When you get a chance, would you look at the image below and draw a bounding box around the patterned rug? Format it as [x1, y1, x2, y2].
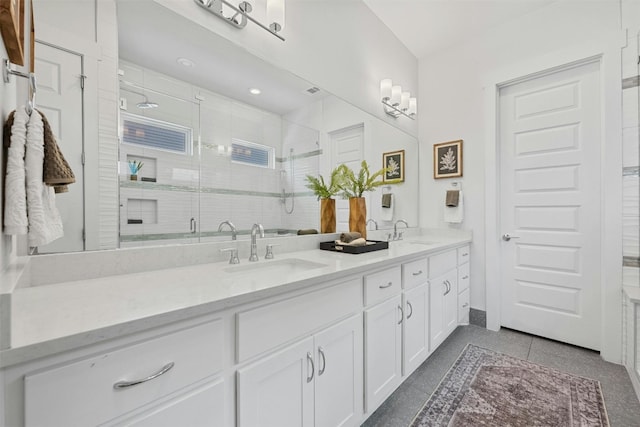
[410, 344, 610, 427]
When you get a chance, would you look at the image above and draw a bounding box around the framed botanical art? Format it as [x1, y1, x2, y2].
[383, 149, 405, 183]
[434, 140, 463, 179]
[0, 0, 25, 65]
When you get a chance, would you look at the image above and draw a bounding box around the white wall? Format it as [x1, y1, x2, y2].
[0, 41, 18, 273]
[417, 1, 622, 312]
[155, 0, 418, 138]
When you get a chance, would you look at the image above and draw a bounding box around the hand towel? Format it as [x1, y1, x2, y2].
[446, 190, 459, 207]
[335, 237, 367, 247]
[3, 110, 29, 235]
[297, 228, 318, 235]
[39, 110, 75, 193]
[381, 193, 392, 208]
[444, 190, 464, 224]
[380, 193, 394, 222]
[25, 110, 64, 246]
[340, 232, 361, 243]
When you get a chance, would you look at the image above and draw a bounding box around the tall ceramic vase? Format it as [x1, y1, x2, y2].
[349, 197, 367, 239]
[320, 198, 336, 233]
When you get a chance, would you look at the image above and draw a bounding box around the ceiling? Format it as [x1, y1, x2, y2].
[116, 0, 328, 115]
[363, 0, 555, 59]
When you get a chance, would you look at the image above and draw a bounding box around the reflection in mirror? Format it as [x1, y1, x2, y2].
[36, 0, 419, 252]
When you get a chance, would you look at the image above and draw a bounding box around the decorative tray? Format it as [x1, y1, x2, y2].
[319, 240, 389, 254]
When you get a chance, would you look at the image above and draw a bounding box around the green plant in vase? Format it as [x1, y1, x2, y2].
[305, 167, 344, 233]
[338, 161, 388, 238]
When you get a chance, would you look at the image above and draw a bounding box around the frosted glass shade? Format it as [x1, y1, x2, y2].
[408, 98, 417, 115]
[267, 0, 285, 30]
[391, 85, 402, 105]
[380, 79, 392, 100]
[400, 92, 410, 110]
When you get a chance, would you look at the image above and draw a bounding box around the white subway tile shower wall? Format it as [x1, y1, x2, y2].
[118, 61, 320, 244]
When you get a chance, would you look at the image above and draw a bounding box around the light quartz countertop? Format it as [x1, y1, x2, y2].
[0, 231, 471, 368]
[624, 286, 640, 304]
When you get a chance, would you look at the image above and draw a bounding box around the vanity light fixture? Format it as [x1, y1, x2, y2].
[194, 0, 285, 41]
[380, 78, 417, 119]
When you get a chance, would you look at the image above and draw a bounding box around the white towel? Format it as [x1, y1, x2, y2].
[444, 190, 464, 224]
[4, 109, 29, 235]
[25, 110, 63, 246]
[380, 193, 394, 222]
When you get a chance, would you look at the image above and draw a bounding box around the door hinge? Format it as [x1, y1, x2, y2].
[82, 228, 86, 241]
[81, 151, 86, 165]
[80, 74, 86, 90]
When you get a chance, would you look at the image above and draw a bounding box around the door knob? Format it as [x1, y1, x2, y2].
[502, 233, 520, 241]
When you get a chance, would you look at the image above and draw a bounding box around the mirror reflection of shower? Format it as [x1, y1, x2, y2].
[280, 148, 295, 214]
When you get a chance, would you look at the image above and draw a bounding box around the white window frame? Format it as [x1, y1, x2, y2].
[121, 112, 193, 155]
[231, 138, 275, 169]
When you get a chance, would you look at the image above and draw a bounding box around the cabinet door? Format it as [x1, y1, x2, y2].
[429, 277, 446, 351]
[314, 315, 363, 427]
[403, 284, 429, 376]
[107, 377, 225, 427]
[444, 270, 458, 335]
[364, 294, 403, 413]
[237, 337, 315, 427]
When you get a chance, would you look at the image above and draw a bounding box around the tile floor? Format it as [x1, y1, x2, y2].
[362, 325, 640, 427]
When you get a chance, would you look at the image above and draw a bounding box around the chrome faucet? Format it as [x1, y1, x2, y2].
[249, 223, 265, 262]
[366, 218, 378, 230]
[218, 220, 237, 240]
[393, 219, 408, 240]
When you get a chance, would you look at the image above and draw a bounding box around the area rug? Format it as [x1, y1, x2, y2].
[410, 344, 609, 427]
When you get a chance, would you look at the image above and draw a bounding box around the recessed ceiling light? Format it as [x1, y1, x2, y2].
[249, 88, 261, 95]
[177, 57, 195, 67]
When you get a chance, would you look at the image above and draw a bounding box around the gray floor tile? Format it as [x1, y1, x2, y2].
[362, 325, 640, 427]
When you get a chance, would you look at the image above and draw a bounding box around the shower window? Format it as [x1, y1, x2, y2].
[122, 112, 193, 155]
[231, 139, 275, 169]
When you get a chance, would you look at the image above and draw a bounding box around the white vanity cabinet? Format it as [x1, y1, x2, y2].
[237, 314, 363, 427]
[23, 317, 227, 427]
[401, 257, 430, 376]
[363, 266, 403, 412]
[429, 250, 459, 351]
[457, 245, 471, 325]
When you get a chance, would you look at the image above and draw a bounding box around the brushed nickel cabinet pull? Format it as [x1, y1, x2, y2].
[307, 352, 315, 383]
[113, 362, 175, 390]
[379, 282, 393, 289]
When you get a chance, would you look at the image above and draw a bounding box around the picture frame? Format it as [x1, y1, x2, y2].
[383, 149, 405, 183]
[0, 0, 25, 66]
[433, 139, 463, 179]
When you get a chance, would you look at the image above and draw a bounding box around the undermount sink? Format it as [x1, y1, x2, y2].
[397, 240, 441, 246]
[224, 258, 328, 275]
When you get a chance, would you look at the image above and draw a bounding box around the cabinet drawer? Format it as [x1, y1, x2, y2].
[237, 278, 362, 362]
[458, 263, 470, 293]
[457, 245, 470, 265]
[458, 288, 470, 325]
[429, 250, 457, 278]
[364, 266, 402, 306]
[402, 258, 428, 290]
[25, 318, 224, 427]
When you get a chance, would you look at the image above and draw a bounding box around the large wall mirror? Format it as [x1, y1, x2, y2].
[37, 0, 419, 253]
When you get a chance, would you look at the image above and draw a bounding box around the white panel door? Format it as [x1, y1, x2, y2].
[314, 315, 363, 427]
[364, 294, 402, 413]
[35, 42, 85, 253]
[499, 60, 602, 350]
[330, 125, 363, 233]
[403, 284, 429, 376]
[237, 337, 314, 427]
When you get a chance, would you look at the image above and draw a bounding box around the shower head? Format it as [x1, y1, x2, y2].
[136, 98, 159, 109]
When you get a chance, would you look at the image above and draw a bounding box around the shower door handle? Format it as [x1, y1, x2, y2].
[190, 217, 197, 234]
